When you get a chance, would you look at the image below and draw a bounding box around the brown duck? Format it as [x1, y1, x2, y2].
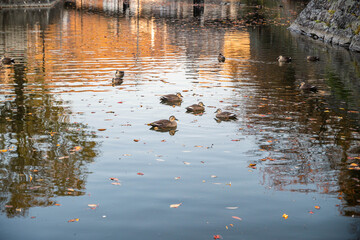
[1, 56, 15, 65]
[307, 56, 320, 61]
[218, 53, 225, 62]
[186, 102, 205, 113]
[160, 92, 183, 103]
[112, 70, 124, 86]
[277, 55, 292, 63]
[215, 109, 237, 120]
[149, 115, 178, 130]
[299, 82, 317, 92]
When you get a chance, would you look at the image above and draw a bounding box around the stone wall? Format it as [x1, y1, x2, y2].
[289, 0, 360, 52]
[0, 0, 61, 8]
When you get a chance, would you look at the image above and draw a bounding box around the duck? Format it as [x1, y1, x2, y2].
[160, 92, 183, 103]
[215, 109, 237, 120]
[112, 70, 124, 86]
[277, 55, 291, 63]
[1, 56, 15, 65]
[186, 102, 205, 113]
[115, 70, 124, 79]
[307, 56, 320, 61]
[149, 115, 178, 130]
[218, 53, 225, 62]
[299, 82, 317, 92]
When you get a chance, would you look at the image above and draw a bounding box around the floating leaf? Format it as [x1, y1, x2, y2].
[183, 161, 191, 165]
[213, 235, 222, 239]
[68, 218, 79, 223]
[211, 175, 217, 178]
[0, 149, 7, 152]
[88, 204, 98, 209]
[315, 206, 320, 210]
[109, 177, 119, 181]
[98, 129, 106, 131]
[174, 177, 181, 180]
[137, 172, 144, 176]
[133, 139, 140, 142]
[232, 216, 242, 221]
[282, 213, 288, 219]
[226, 207, 238, 210]
[170, 203, 182, 208]
[309, 211, 314, 214]
[111, 182, 121, 185]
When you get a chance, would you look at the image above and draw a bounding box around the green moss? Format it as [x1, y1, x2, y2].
[355, 26, 360, 35]
[315, 20, 321, 23]
[328, 10, 335, 15]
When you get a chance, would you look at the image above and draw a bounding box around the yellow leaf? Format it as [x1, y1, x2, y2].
[170, 203, 182, 208]
[282, 213, 288, 219]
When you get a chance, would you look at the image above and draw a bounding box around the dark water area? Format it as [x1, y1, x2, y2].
[0, 0, 360, 239]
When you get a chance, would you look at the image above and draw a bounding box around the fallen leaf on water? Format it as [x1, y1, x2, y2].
[133, 139, 140, 142]
[67, 188, 75, 192]
[109, 177, 119, 181]
[54, 204, 61, 206]
[282, 213, 288, 219]
[315, 206, 320, 210]
[137, 172, 144, 175]
[111, 182, 121, 185]
[88, 204, 98, 209]
[248, 163, 256, 169]
[161, 139, 166, 142]
[170, 203, 182, 208]
[183, 161, 191, 165]
[123, 154, 131, 156]
[174, 177, 181, 180]
[309, 211, 314, 214]
[117, 101, 123, 104]
[0, 149, 7, 152]
[226, 207, 238, 210]
[232, 216, 242, 221]
[98, 129, 106, 131]
[68, 218, 79, 223]
[72, 146, 82, 151]
[229, 224, 233, 227]
[211, 175, 217, 178]
[213, 235, 222, 239]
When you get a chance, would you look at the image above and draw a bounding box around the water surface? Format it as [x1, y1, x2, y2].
[0, 0, 360, 239]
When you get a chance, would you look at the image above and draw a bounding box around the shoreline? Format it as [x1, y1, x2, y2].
[0, 0, 61, 9]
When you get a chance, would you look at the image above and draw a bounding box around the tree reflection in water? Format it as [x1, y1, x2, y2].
[0, 6, 99, 218]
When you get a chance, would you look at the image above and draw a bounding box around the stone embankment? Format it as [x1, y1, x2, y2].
[289, 0, 360, 52]
[0, 0, 61, 8]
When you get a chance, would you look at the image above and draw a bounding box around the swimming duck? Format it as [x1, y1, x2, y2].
[115, 70, 124, 79]
[112, 70, 124, 86]
[299, 82, 317, 92]
[218, 53, 225, 62]
[186, 102, 205, 113]
[149, 115, 178, 130]
[307, 56, 320, 61]
[277, 55, 291, 63]
[1, 56, 15, 65]
[160, 92, 183, 103]
[215, 109, 237, 120]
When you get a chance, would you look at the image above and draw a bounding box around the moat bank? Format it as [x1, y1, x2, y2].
[289, 0, 360, 52]
[0, 0, 61, 8]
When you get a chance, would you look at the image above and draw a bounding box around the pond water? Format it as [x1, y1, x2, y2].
[0, 0, 360, 239]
